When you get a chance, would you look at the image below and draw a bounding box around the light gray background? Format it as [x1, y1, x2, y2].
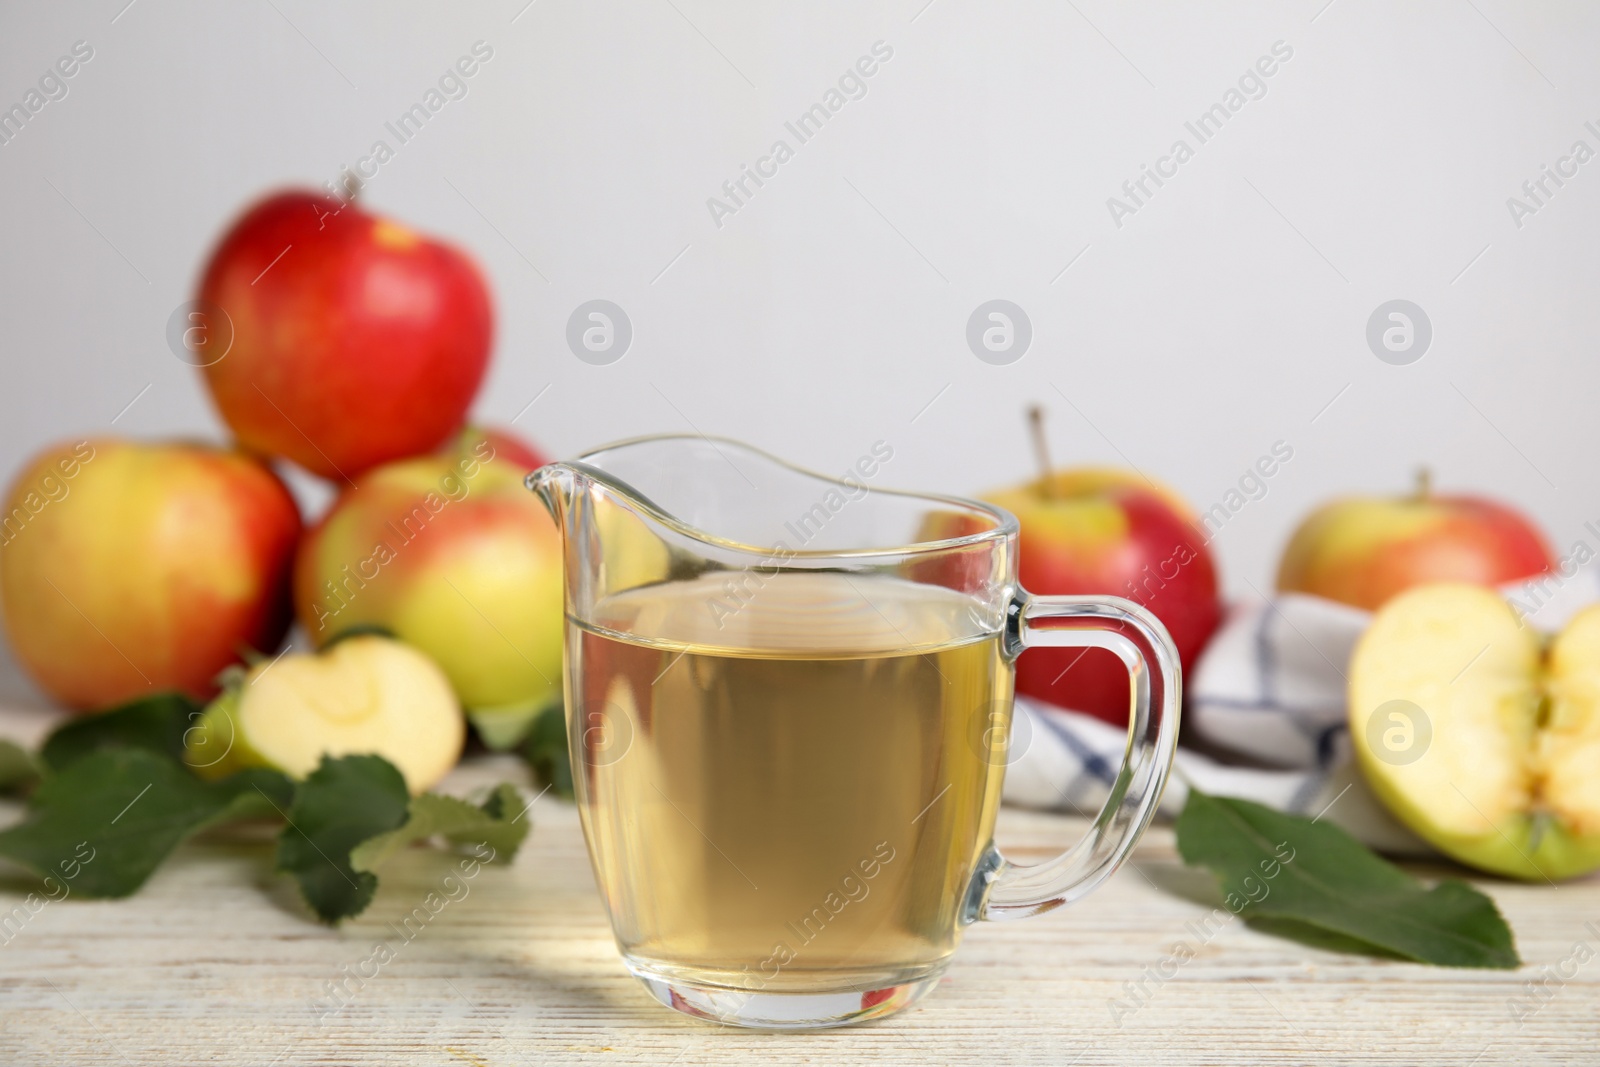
[2, 1, 1596, 700]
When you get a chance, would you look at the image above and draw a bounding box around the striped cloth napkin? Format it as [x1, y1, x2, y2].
[1001, 569, 1600, 854]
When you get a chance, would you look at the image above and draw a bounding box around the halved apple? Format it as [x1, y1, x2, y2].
[1349, 583, 1600, 880]
[186, 635, 464, 794]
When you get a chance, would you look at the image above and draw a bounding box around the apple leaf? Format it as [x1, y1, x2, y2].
[520, 704, 574, 801]
[0, 748, 292, 898]
[348, 784, 530, 873]
[275, 755, 411, 923]
[39, 692, 200, 772]
[1175, 790, 1520, 970]
[0, 732, 533, 925]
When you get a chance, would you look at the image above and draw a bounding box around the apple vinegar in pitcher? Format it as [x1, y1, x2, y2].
[566, 571, 1011, 993]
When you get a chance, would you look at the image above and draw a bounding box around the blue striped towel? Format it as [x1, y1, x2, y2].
[1001, 569, 1600, 854]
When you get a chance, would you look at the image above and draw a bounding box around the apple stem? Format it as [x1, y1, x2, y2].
[1414, 466, 1432, 501]
[1027, 405, 1057, 497]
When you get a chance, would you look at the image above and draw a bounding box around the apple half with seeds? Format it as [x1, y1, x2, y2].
[186, 635, 464, 794]
[1349, 583, 1600, 880]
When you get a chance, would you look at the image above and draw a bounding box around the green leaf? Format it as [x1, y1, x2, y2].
[349, 783, 530, 873]
[275, 755, 410, 923]
[0, 748, 291, 898]
[519, 704, 573, 800]
[40, 692, 200, 772]
[1175, 790, 1520, 970]
[0, 740, 42, 796]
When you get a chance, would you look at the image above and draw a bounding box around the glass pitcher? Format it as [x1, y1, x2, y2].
[529, 435, 1180, 1030]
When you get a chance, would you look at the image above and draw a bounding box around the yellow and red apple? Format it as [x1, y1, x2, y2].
[1350, 584, 1600, 880]
[1277, 473, 1553, 611]
[293, 430, 562, 747]
[196, 189, 493, 481]
[982, 467, 1222, 726]
[0, 439, 300, 710]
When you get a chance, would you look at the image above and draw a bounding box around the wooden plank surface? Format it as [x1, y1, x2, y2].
[1, 700, 1597, 1067]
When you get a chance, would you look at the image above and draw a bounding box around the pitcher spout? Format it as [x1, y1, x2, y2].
[525, 435, 1016, 612]
[525, 455, 681, 609]
[526, 463, 580, 528]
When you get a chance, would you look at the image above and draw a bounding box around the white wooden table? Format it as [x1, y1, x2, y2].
[1, 700, 1596, 1066]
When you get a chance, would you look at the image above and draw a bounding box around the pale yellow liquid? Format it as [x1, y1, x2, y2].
[567, 571, 1011, 993]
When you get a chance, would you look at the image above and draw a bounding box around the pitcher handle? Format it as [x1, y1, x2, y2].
[979, 592, 1182, 920]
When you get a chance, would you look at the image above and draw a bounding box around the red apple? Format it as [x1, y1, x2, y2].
[1275, 471, 1554, 611]
[293, 433, 563, 747]
[196, 189, 493, 480]
[0, 439, 300, 710]
[984, 467, 1223, 726]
